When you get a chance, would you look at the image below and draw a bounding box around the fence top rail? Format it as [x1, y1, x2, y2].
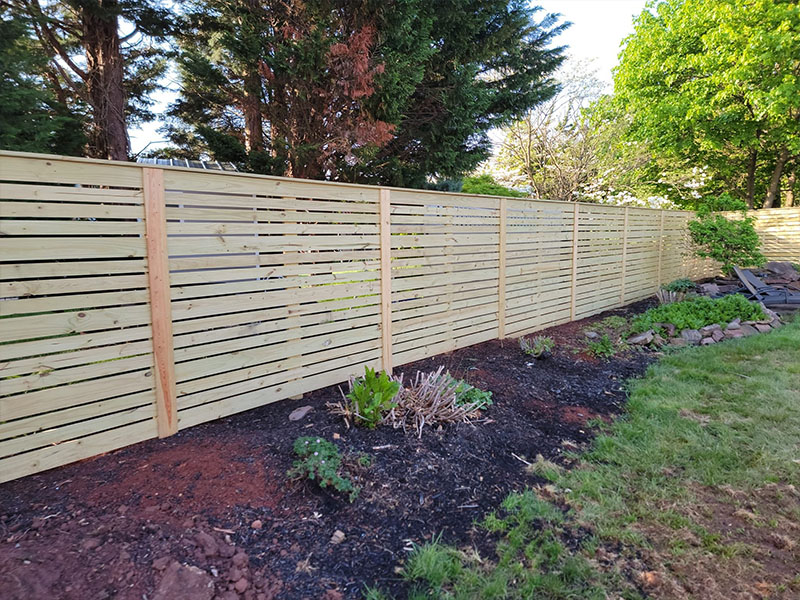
[0, 149, 695, 215]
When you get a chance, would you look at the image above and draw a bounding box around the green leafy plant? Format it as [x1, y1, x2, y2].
[688, 209, 765, 276]
[519, 335, 555, 359]
[451, 377, 493, 410]
[662, 278, 696, 293]
[330, 366, 400, 428]
[586, 315, 628, 332]
[630, 295, 765, 335]
[587, 333, 616, 359]
[287, 437, 359, 502]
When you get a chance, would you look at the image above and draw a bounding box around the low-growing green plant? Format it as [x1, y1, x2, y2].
[450, 377, 493, 410]
[333, 366, 400, 428]
[519, 335, 555, 359]
[630, 294, 765, 335]
[662, 278, 695, 293]
[587, 333, 616, 359]
[287, 436, 359, 502]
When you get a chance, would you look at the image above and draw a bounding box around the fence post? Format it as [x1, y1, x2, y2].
[657, 211, 665, 287]
[570, 203, 580, 320]
[620, 207, 629, 306]
[379, 188, 393, 374]
[498, 198, 507, 339]
[142, 168, 178, 437]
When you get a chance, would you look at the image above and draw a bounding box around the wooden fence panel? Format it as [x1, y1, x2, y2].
[389, 190, 501, 366]
[159, 170, 383, 430]
[8, 150, 786, 483]
[0, 155, 158, 482]
[725, 207, 800, 262]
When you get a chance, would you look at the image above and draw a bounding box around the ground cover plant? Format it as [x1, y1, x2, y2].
[630, 294, 765, 335]
[519, 335, 555, 359]
[287, 436, 360, 502]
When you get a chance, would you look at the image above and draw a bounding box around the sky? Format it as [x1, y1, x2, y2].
[128, 0, 650, 155]
[537, 0, 649, 89]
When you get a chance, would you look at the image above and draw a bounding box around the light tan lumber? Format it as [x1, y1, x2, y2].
[379, 188, 393, 373]
[498, 198, 507, 339]
[143, 168, 178, 437]
[569, 203, 580, 320]
[0, 419, 156, 485]
[657, 211, 665, 286]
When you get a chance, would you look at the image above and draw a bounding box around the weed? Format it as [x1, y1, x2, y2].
[519, 335, 555, 359]
[287, 437, 359, 502]
[587, 333, 616, 359]
[356, 452, 373, 468]
[662, 277, 696, 293]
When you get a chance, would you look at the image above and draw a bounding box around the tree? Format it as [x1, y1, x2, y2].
[358, 0, 567, 187]
[12, 0, 172, 160]
[460, 174, 525, 197]
[166, 0, 428, 177]
[494, 60, 602, 201]
[614, 0, 800, 208]
[166, 1, 567, 184]
[0, 11, 85, 154]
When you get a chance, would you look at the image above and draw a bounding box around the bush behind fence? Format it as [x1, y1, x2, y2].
[0, 151, 729, 482]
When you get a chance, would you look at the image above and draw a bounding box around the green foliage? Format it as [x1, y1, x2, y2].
[0, 14, 85, 155]
[587, 334, 616, 360]
[588, 315, 629, 332]
[168, 1, 567, 185]
[614, 0, 800, 207]
[287, 436, 359, 502]
[346, 366, 400, 428]
[519, 335, 555, 359]
[688, 212, 766, 275]
[448, 376, 493, 410]
[460, 174, 526, 198]
[662, 278, 696, 293]
[631, 295, 765, 335]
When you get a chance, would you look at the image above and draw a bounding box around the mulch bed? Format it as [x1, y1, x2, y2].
[0, 300, 656, 600]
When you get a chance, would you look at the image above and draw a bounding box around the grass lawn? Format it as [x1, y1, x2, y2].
[375, 317, 800, 599]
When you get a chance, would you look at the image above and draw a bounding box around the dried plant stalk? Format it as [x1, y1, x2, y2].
[383, 366, 482, 438]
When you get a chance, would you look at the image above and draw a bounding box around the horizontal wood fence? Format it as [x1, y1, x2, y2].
[0, 151, 717, 483]
[725, 207, 800, 262]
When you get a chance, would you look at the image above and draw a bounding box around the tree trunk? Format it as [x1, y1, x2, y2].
[745, 148, 757, 209]
[786, 168, 796, 207]
[82, 1, 128, 161]
[242, 71, 264, 153]
[764, 147, 790, 208]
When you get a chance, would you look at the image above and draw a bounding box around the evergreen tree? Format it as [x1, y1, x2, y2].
[12, 0, 172, 160]
[0, 11, 85, 154]
[167, 0, 566, 184]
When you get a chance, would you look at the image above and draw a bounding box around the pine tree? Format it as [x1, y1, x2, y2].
[12, 0, 172, 160]
[0, 11, 85, 154]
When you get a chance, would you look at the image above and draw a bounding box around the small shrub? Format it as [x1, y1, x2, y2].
[519, 335, 555, 359]
[450, 377, 493, 409]
[587, 333, 616, 359]
[688, 206, 765, 275]
[662, 278, 695, 293]
[287, 437, 359, 502]
[329, 366, 400, 428]
[630, 294, 765, 335]
[386, 367, 490, 437]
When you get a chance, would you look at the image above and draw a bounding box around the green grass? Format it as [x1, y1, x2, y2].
[369, 317, 800, 599]
[563, 317, 800, 541]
